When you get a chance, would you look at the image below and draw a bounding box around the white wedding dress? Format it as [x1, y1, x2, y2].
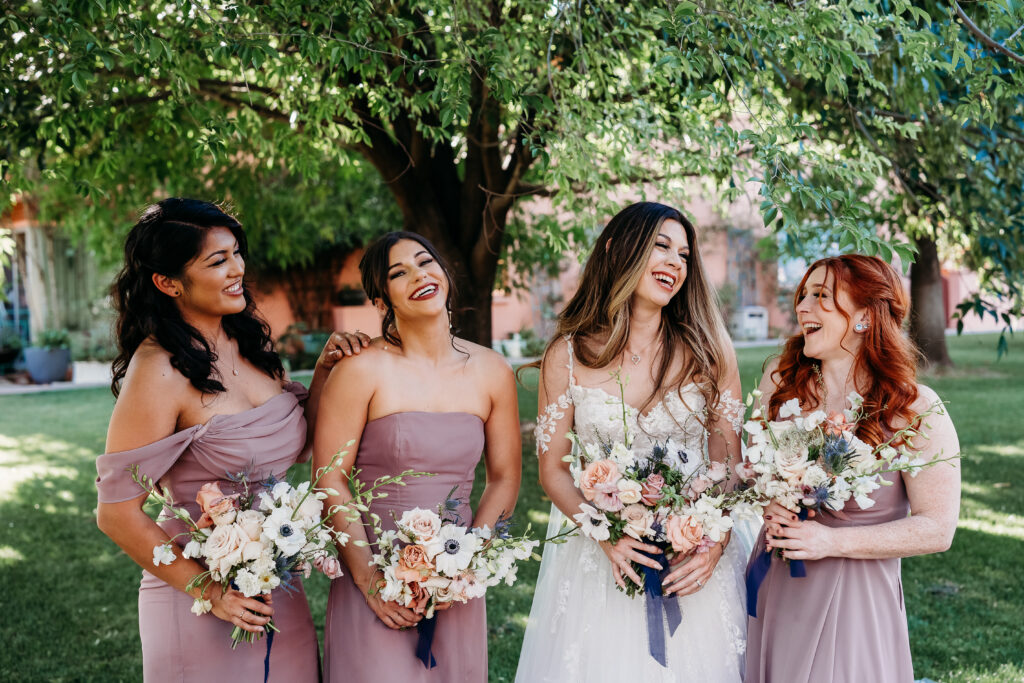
[515, 338, 749, 682]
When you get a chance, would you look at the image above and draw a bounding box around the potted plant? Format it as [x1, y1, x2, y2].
[24, 328, 72, 384]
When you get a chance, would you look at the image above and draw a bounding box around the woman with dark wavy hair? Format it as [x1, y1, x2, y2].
[746, 254, 961, 683]
[314, 231, 521, 682]
[94, 198, 362, 681]
[516, 202, 748, 681]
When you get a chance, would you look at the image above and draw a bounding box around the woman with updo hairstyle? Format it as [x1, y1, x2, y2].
[95, 198, 363, 681]
[516, 202, 749, 681]
[315, 231, 521, 682]
[745, 254, 961, 683]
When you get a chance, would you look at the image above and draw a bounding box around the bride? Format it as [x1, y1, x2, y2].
[515, 202, 748, 681]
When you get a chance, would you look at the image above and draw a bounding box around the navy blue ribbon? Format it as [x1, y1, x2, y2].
[746, 508, 809, 617]
[639, 545, 682, 668]
[415, 615, 438, 669]
[263, 622, 274, 683]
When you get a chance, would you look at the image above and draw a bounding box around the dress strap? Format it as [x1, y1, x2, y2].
[563, 334, 576, 387]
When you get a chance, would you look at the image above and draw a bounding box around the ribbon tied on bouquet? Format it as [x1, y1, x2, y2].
[639, 544, 683, 668]
[745, 507, 809, 617]
[415, 616, 438, 669]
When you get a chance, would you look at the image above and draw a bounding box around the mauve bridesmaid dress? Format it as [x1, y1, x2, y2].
[95, 382, 319, 683]
[322, 411, 488, 683]
[745, 471, 916, 683]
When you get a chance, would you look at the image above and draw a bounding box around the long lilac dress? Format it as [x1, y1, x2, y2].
[323, 411, 488, 683]
[745, 471, 914, 683]
[95, 382, 319, 683]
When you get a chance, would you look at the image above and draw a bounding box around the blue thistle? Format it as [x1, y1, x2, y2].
[819, 435, 856, 475]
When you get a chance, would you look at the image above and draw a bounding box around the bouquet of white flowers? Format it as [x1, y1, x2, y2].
[133, 446, 420, 648]
[739, 390, 953, 615]
[367, 491, 556, 668]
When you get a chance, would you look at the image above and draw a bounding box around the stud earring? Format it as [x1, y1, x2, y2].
[854, 322, 868, 332]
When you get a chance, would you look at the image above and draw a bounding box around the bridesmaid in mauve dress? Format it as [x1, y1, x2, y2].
[95, 199, 365, 682]
[744, 255, 961, 683]
[314, 231, 521, 683]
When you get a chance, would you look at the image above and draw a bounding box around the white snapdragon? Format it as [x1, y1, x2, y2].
[152, 543, 176, 566]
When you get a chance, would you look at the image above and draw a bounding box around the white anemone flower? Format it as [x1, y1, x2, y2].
[433, 525, 480, 577]
[573, 503, 611, 542]
[262, 506, 307, 556]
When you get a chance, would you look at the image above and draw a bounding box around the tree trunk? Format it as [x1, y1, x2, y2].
[909, 235, 953, 369]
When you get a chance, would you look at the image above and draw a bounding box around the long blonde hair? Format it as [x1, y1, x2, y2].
[549, 201, 732, 417]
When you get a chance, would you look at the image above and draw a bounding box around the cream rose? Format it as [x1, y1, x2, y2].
[236, 510, 264, 542]
[241, 540, 264, 563]
[621, 504, 654, 540]
[579, 460, 621, 502]
[665, 514, 703, 554]
[399, 508, 443, 543]
[706, 461, 728, 483]
[775, 445, 810, 484]
[204, 523, 248, 577]
[616, 479, 643, 505]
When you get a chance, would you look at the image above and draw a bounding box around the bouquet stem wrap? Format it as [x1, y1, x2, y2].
[415, 616, 438, 669]
[262, 625, 275, 683]
[745, 508, 808, 617]
[640, 544, 682, 667]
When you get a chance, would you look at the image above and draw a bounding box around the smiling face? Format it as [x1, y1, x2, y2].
[175, 226, 247, 320]
[630, 219, 689, 310]
[795, 266, 868, 361]
[384, 238, 450, 321]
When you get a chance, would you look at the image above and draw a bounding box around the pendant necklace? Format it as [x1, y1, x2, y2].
[625, 334, 659, 366]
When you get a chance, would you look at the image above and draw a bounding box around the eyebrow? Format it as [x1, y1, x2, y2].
[202, 242, 239, 263]
[388, 250, 429, 271]
[656, 233, 690, 250]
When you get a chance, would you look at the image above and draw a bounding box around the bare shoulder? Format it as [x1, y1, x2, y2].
[120, 338, 190, 399]
[325, 338, 391, 385]
[912, 383, 951, 420]
[456, 339, 515, 381]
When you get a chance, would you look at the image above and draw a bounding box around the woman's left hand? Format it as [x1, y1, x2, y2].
[662, 537, 725, 596]
[765, 518, 836, 561]
[316, 331, 372, 370]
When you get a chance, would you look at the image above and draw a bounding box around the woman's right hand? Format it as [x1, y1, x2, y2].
[599, 536, 664, 589]
[359, 572, 422, 630]
[208, 584, 274, 634]
[762, 500, 814, 549]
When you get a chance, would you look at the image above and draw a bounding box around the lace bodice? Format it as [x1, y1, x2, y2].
[534, 336, 742, 479]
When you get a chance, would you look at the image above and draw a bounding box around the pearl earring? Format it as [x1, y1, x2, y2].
[855, 322, 868, 332]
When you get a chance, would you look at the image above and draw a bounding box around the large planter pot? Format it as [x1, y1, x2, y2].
[24, 347, 72, 384]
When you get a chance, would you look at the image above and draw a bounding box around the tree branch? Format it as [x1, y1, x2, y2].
[954, 1, 1024, 65]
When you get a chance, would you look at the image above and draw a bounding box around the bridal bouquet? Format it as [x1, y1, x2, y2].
[367, 491, 553, 668]
[569, 372, 740, 598]
[133, 446, 419, 648]
[739, 390, 952, 616]
[738, 391, 940, 518]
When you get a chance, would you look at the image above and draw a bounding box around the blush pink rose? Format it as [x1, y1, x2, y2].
[735, 461, 758, 481]
[665, 514, 704, 554]
[395, 544, 435, 583]
[640, 474, 666, 506]
[706, 461, 728, 483]
[196, 482, 227, 511]
[195, 482, 240, 527]
[580, 460, 621, 502]
[314, 553, 344, 580]
[824, 411, 847, 436]
[407, 581, 432, 615]
[399, 508, 442, 543]
[686, 475, 712, 499]
[621, 504, 654, 540]
[207, 496, 238, 526]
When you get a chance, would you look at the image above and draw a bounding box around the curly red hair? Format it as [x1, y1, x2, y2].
[768, 254, 920, 446]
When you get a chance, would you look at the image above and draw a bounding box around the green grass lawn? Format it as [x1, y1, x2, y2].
[1, 333, 1021, 682]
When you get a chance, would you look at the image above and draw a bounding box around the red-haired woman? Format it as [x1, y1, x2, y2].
[744, 255, 961, 683]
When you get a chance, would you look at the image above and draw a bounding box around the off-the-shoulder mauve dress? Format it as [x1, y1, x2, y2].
[95, 381, 319, 683]
[323, 411, 488, 683]
[745, 471, 915, 683]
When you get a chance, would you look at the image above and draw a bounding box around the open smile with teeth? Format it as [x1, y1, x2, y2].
[802, 322, 822, 335]
[653, 272, 677, 290]
[224, 282, 243, 295]
[411, 284, 439, 300]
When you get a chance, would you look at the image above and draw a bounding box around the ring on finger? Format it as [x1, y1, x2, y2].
[696, 579, 703, 588]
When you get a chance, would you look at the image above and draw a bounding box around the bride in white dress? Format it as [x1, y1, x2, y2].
[515, 202, 748, 681]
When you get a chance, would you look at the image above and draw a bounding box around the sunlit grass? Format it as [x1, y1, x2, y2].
[1, 333, 1021, 681]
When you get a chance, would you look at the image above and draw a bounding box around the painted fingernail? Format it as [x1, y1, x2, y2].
[765, 515, 772, 520]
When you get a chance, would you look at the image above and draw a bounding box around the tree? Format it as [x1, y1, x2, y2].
[3, 1, 1018, 349]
